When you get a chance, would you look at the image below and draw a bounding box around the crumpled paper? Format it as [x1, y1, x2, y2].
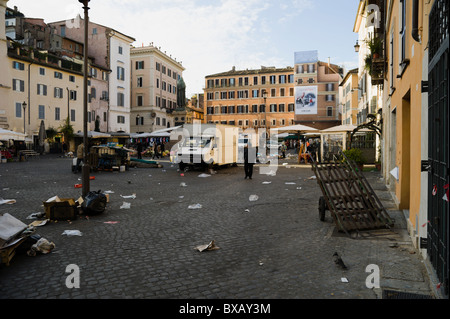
[195, 240, 220, 252]
[27, 238, 55, 256]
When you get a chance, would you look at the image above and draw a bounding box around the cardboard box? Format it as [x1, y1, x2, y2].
[43, 197, 79, 221]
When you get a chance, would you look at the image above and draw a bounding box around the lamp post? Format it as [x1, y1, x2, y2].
[136, 114, 141, 133]
[22, 101, 26, 134]
[354, 40, 360, 53]
[262, 89, 268, 139]
[79, 0, 90, 197]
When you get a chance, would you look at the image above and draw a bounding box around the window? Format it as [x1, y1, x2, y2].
[271, 88, 276, 97]
[12, 61, 25, 70]
[102, 72, 109, 81]
[253, 76, 258, 85]
[228, 91, 235, 99]
[288, 103, 294, 112]
[54, 71, 63, 79]
[137, 77, 143, 87]
[60, 26, 66, 37]
[12, 79, 24, 92]
[39, 68, 45, 76]
[270, 104, 277, 112]
[261, 76, 266, 85]
[279, 75, 286, 84]
[117, 66, 125, 81]
[90, 67, 97, 78]
[279, 104, 285, 112]
[270, 75, 276, 84]
[37, 84, 47, 96]
[289, 88, 294, 96]
[156, 62, 160, 71]
[136, 116, 144, 125]
[15, 102, 22, 118]
[136, 61, 144, 70]
[55, 107, 60, 121]
[399, 0, 406, 67]
[69, 75, 75, 82]
[38, 105, 45, 119]
[288, 74, 294, 83]
[280, 88, 285, 97]
[327, 107, 333, 117]
[252, 105, 258, 113]
[54, 87, 63, 98]
[92, 28, 97, 35]
[117, 115, 125, 124]
[90, 87, 96, 99]
[137, 95, 143, 106]
[70, 90, 77, 100]
[326, 83, 334, 91]
[117, 93, 125, 106]
[252, 89, 259, 98]
[325, 94, 335, 102]
[118, 46, 123, 54]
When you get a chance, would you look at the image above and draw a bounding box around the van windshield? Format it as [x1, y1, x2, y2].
[183, 137, 211, 148]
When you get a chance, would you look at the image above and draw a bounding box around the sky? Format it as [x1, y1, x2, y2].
[8, 0, 360, 97]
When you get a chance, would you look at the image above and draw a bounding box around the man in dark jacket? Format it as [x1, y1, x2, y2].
[244, 142, 257, 179]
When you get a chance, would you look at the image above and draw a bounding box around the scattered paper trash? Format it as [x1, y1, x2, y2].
[249, 195, 259, 202]
[120, 202, 131, 209]
[120, 194, 136, 199]
[103, 190, 114, 194]
[0, 198, 16, 205]
[198, 173, 211, 178]
[262, 181, 272, 185]
[296, 187, 302, 190]
[29, 219, 49, 227]
[341, 277, 349, 283]
[180, 182, 187, 187]
[188, 203, 202, 209]
[62, 230, 82, 236]
[26, 212, 45, 219]
[244, 209, 250, 212]
[27, 238, 55, 256]
[308, 176, 317, 180]
[285, 182, 296, 185]
[104, 221, 119, 224]
[195, 240, 220, 252]
[179, 196, 184, 199]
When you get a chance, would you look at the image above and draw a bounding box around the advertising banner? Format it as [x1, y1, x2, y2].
[295, 86, 318, 115]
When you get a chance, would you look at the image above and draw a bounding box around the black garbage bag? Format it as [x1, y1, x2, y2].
[82, 190, 107, 214]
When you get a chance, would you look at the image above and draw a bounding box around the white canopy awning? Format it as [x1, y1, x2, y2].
[0, 128, 27, 141]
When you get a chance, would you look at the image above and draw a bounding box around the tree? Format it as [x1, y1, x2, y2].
[59, 117, 74, 144]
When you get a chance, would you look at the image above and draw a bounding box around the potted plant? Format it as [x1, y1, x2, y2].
[366, 37, 383, 59]
[343, 148, 366, 171]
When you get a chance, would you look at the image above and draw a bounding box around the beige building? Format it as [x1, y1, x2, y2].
[130, 44, 185, 133]
[339, 68, 359, 125]
[49, 17, 135, 133]
[1, 1, 84, 149]
[294, 51, 343, 130]
[204, 66, 296, 133]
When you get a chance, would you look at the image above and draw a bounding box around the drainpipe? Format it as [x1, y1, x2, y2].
[412, 0, 420, 42]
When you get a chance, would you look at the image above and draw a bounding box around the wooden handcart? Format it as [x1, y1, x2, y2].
[311, 150, 394, 237]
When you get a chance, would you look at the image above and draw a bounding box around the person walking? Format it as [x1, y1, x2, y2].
[75, 143, 84, 173]
[281, 141, 287, 158]
[137, 142, 143, 159]
[244, 142, 256, 179]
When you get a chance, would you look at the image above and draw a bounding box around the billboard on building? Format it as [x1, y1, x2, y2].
[295, 86, 318, 115]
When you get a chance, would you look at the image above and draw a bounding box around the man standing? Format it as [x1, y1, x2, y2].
[137, 142, 143, 159]
[75, 143, 84, 173]
[244, 142, 256, 179]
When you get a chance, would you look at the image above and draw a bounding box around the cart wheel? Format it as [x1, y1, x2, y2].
[319, 196, 326, 221]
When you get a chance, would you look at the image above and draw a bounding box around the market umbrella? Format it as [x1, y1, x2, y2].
[38, 120, 46, 147]
[272, 124, 318, 134]
[0, 128, 26, 141]
[74, 131, 111, 138]
[320, 124, 373, 133]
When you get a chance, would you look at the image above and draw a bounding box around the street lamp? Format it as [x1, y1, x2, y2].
[354, 40, 360, 53]
[262, 89, 268, 139]
[79, 0, 90, 197]
[22, 101, 27, 134]
[136, 114, 141, 133]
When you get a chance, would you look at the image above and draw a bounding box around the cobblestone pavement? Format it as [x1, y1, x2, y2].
[0, 153, 435, 300]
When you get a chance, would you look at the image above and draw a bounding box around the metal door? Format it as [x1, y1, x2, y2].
[427, 0, 449, 296]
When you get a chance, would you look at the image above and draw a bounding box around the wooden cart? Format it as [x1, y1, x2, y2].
[311, 150, 394, 237]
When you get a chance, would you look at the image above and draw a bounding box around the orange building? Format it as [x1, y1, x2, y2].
[203, 66, 296, 133]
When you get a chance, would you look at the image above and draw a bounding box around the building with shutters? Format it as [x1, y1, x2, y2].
[130, 44, 185, 133]
[203, 66, 296, 134]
